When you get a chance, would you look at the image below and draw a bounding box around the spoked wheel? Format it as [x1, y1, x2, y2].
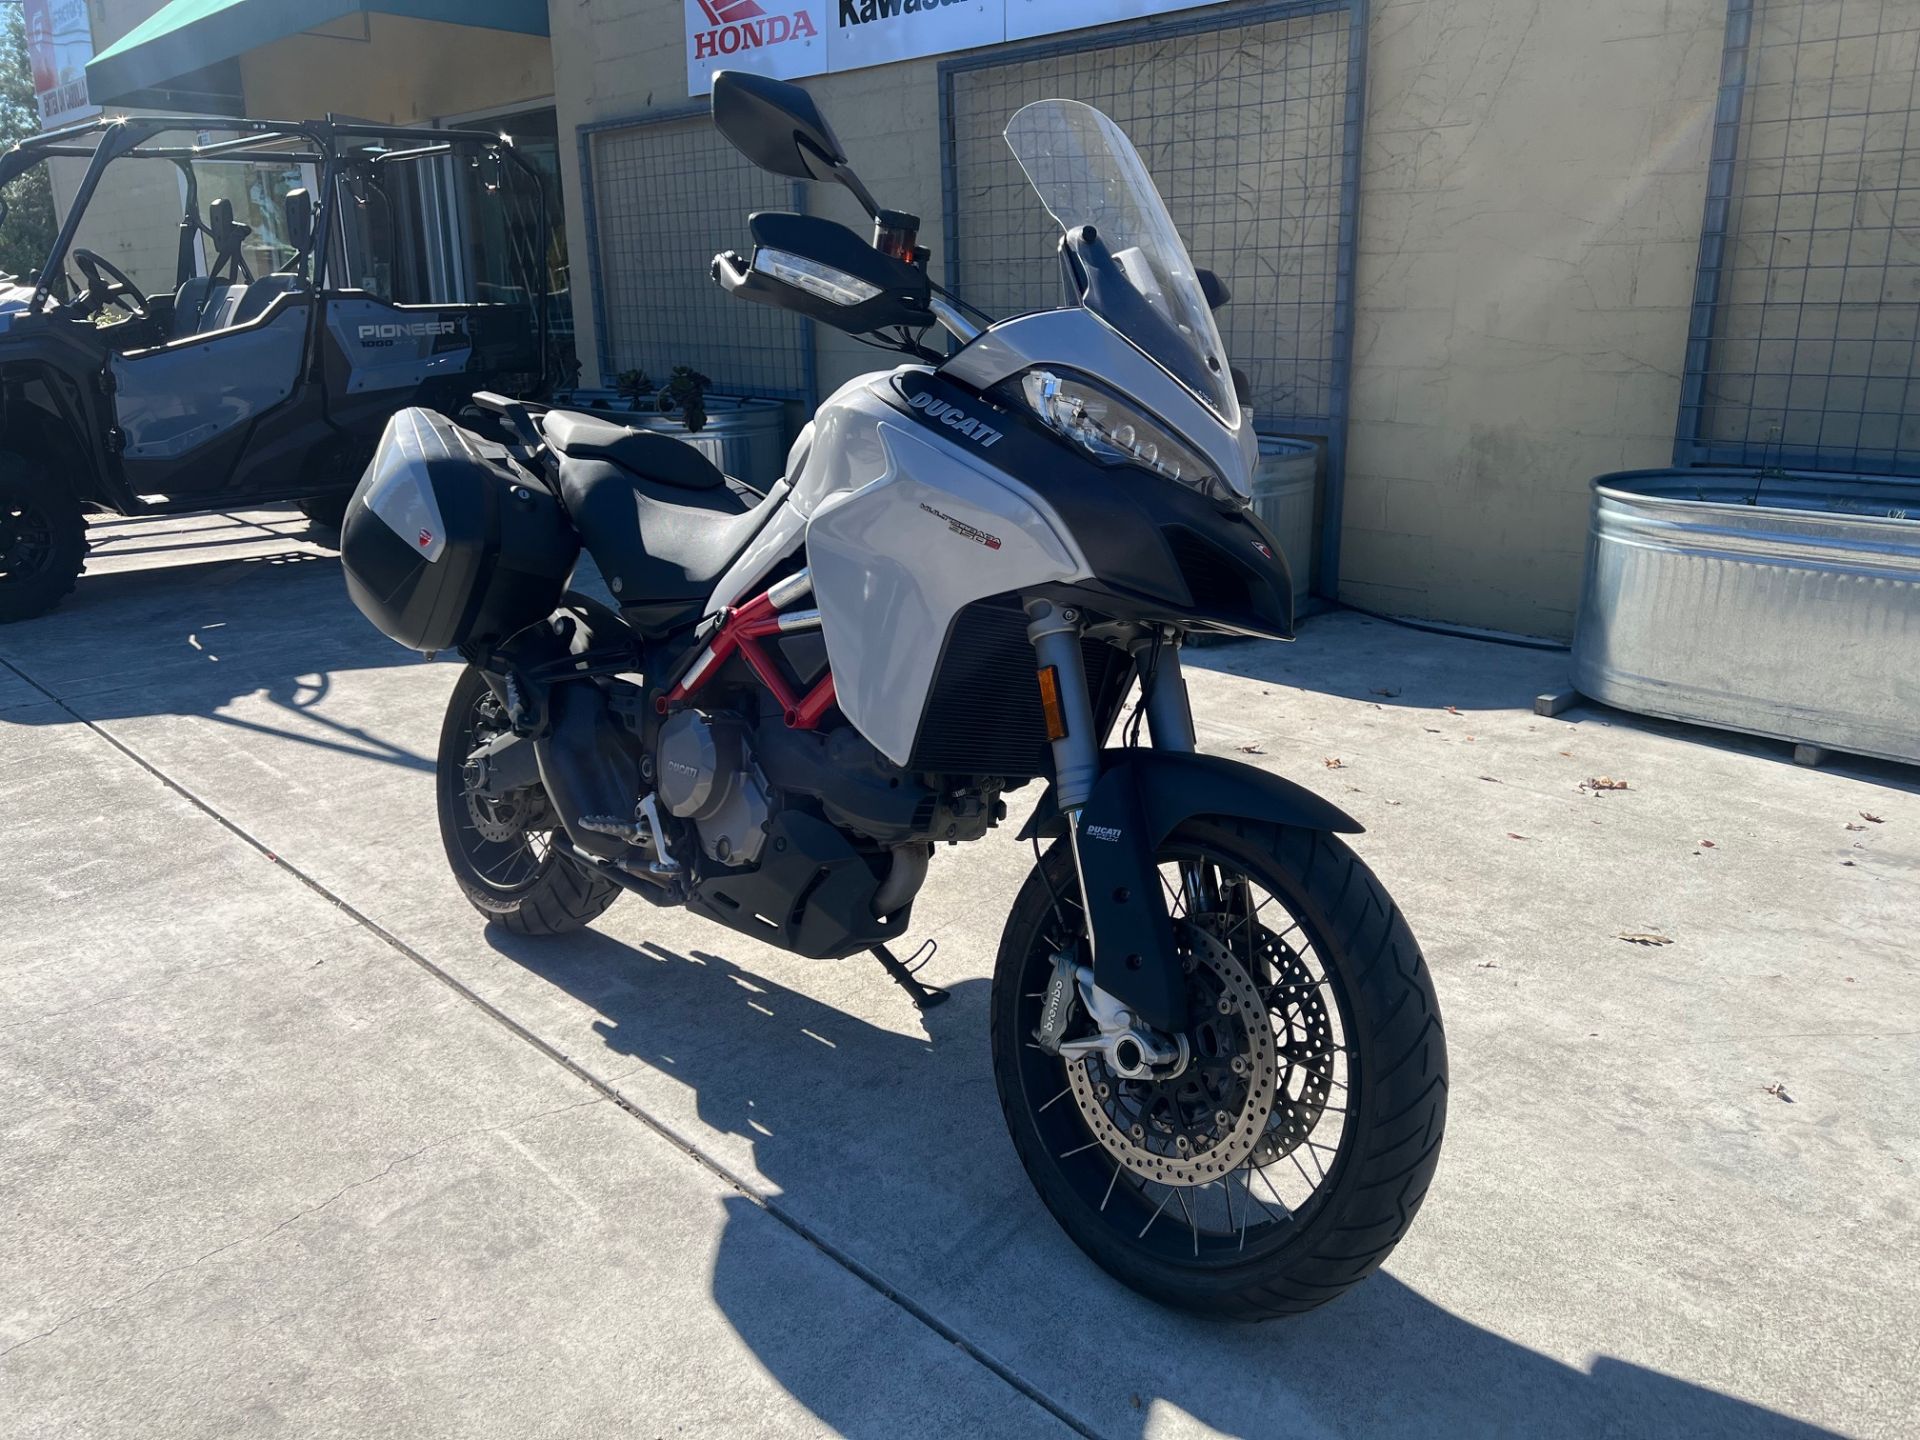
[435, 665, 622, 935]
[992, 817, 1447, 1320]
[0, 453, 86, 623]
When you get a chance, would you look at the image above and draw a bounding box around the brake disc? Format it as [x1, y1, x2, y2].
[467, 786, 531, 843]
[1243, 923, 1335, 1164]
[1066, 924, 1277, 1186]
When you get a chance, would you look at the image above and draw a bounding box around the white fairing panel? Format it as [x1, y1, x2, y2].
[808, 416, 1089, 766]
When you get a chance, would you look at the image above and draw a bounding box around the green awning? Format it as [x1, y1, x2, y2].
[86, 0, 549, 108]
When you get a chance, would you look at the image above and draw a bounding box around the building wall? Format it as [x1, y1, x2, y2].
[237, 15, 553, 126]
[1346, 0, 1725, 634]
[550, 0, 1729, 638]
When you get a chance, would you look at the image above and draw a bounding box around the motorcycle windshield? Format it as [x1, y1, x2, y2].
[1004, 99, 1239, 427]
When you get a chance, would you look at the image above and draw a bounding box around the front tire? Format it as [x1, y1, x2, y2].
[436, 665, 622, 935]
[0, 453, 86, 623]
[991, 818, 1447, 1320]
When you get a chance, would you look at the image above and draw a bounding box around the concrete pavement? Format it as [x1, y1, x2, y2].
[2, 511, 1915, 1438]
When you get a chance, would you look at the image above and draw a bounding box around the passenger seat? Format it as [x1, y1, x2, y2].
[170, 276, 230, 338]
[230, 274, 307, 327]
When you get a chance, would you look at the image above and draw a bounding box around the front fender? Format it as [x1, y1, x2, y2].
[1021, 749, 1364, 1033]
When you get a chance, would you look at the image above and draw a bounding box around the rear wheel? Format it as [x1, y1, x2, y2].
[297, 493, 350, 532]
[0, 453, 86, 623]
[436, 665, 622, 934]
[991, 818, 1447, 1320]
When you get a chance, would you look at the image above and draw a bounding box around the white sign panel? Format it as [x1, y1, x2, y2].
[687, 0, 1236, 95]
[23, 0, 98, 129]
[685, 0, 829, 91]
[829, 0, 1001, 76]
[1005, 0, 1228, 42]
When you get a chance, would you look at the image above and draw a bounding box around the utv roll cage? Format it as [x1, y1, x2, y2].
[0, 112, 549, 370]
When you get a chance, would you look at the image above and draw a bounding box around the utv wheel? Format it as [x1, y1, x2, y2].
[0, 452, 87, 623]
[297, 493, 350, 532]
[992, 818, 1447, 1321]
[436, 665, 622, 935]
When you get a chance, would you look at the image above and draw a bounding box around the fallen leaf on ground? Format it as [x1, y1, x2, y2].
[1558, 750, 1572, 758]
[1506, 832, 1529, 840]
[1700, 839, 1716, 848]
[1860, 811, 1885, 824]
[1845, 822, 1867, 831]
[1323, 756, 1345, 769]
[1423, 727, 1442, 734]
[1445, 705, 1462, 715]
[1479, 775, 1500, 783]
[1845, 976, 1856, 983]
[1841, 860, 1857, 867]
[1235, 743, 1265, 754]
[1762, 1082, 1793, 1102]
[1617, 931, 1674, 946]
[1585, 776, 1630, 792]
[1370, 686, 1401, 697]
[1476, 961, 1498, 969]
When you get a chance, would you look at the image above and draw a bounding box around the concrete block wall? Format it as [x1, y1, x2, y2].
[551, 0, 1730, 638]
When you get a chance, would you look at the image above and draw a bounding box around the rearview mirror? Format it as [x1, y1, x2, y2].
[284, 188, 312, 256]
[712, 69, 881, 218]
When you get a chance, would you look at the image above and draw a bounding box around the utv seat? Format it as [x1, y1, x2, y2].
[544, 409, 776, 634]
[231, 273, 307, 326]
[170, 276, 229, 338]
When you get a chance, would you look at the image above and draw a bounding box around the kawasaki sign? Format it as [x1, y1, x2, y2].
[684, 0, 1233, 94]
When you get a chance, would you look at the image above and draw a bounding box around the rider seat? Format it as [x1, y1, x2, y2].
[543, 409, 776, 634]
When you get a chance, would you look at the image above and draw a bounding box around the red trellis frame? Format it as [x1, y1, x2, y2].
[660, 584, 836, 728]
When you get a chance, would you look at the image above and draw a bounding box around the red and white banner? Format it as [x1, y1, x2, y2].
[686, 0, 1231, 95]
[22, 0, 97, 129]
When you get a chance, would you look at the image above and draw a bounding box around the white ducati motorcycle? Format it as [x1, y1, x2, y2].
[340, 71, 1447, 1319]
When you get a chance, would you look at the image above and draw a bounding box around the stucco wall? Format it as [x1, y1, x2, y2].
[550, 0, 1728, 637]
[237, 15, 553, 126]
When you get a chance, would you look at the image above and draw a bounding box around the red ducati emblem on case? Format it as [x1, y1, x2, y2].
[419, 529, 433, 548]
[1253, 540, 1273, 559]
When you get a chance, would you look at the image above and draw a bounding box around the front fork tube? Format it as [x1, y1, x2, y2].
[1025, 601, 1197, 967]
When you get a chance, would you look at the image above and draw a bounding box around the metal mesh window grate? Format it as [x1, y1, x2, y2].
[582, 114, 813, 399]
[942, 3, 1353, 429]
[1683, 0, 1920, 475]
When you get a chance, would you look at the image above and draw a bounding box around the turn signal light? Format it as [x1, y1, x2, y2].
[1036, 665, 1067, 741]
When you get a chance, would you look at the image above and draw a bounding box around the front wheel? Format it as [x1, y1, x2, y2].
[991, 818, 1447, 1320]
[0, 453, 86, 623]
[436, 665, 622, 935]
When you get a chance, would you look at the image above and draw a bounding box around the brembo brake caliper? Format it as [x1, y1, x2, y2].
[1035, 950, 1190, 1080]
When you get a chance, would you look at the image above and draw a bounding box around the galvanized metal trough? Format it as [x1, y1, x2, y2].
[1571, 468, 1920, 766]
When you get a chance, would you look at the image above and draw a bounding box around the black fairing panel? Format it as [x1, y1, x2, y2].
[889, 370, 1294, 639]
[687, 810, 910, 959]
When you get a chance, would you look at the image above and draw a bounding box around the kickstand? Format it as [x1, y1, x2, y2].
[871, 942, 950, 1011]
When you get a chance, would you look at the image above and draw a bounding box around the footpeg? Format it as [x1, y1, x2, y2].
[872, 942, 949, 1011]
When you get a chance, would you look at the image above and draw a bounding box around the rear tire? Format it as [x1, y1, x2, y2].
[991, 818, 1447, 1320]
[436, 665, 622, 935]
[297, 493, 350, 532]
[0, 452, 86, 623]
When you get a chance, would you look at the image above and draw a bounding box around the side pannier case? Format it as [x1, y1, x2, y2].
[341, 408, 578, 651]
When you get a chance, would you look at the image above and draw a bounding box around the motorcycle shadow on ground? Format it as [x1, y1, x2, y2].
[483, 925, 1836, 1440]
[0, 546, 439, 775]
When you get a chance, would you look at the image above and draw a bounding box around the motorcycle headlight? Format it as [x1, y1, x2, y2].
[1010, 368, 1222, 497]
